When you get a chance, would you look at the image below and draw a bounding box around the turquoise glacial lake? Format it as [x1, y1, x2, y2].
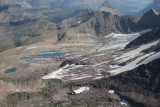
[5, 68, 17, 73]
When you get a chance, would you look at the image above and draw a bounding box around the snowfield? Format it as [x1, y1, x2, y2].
[115, 39, 160, 63]
[109, 52, 155, 75]
[140, 51, 160, 65]
[27, 46, 38, 49]
[99, 29, 152, 51]
[42, 64, 91, 81]
[74, 87, 90, 94]
[42, 64, 70, 80]
[42, 29, 160, 82]
[108, 90, 115, 94]
[109, 39, 160, 75]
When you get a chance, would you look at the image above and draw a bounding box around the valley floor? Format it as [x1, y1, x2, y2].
[0, 29, 160, 107]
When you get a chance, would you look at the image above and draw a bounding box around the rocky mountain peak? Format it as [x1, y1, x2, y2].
[144, 8, 159, 16]
[101, 1, 113, 9]
[99, 1, 122, 16]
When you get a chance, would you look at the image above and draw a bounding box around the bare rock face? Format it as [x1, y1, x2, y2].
[99, 1, 122, 16]
[59, 59, 87, 68]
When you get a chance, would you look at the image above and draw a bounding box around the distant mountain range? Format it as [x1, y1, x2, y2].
[57, 4, 160, 42]
[13, 0, 159, 15]
[15, 0, 106, 10]
[0, 0, 159, 52]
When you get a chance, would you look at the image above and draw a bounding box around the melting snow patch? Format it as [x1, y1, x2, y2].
[92, 60, 110, 67]
[121, 99, 131, 107]
[104, 33, 115, 38]
[115, 40, 160, 63]
[121, 102, 128, 106]
[27, 46, 38, 49]
[70, 75, 92, 81]
[109, 53, 154, 75]
[108, 90, 115, 94]
[81, 58, 88, 61]
[94, 76, 103, 80]
[109, 65, 120, 69]
[139, 52, 160, 65]
[74, 87, 90, 94]
[108, 40, 160, 75]
[42, 64, 91, 81]
[94, 53, 106, 57]
[42, 64, 70, 80]
[77, 21, 82, 24]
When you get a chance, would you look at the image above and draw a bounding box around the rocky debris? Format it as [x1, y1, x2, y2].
[59, 59, 87, 68]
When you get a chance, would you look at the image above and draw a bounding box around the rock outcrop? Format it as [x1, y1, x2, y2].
[99, 1, 122, 16]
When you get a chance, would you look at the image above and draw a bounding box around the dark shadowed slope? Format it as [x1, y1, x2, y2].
[139, 0, 160, 14]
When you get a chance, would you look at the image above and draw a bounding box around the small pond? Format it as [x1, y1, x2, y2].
[21, 56, 39, 59]
[20, 50, 65, 62]
[25, 60, 33, 63]
[37, 53, 64, 57]
[4, 68, 17, 73]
